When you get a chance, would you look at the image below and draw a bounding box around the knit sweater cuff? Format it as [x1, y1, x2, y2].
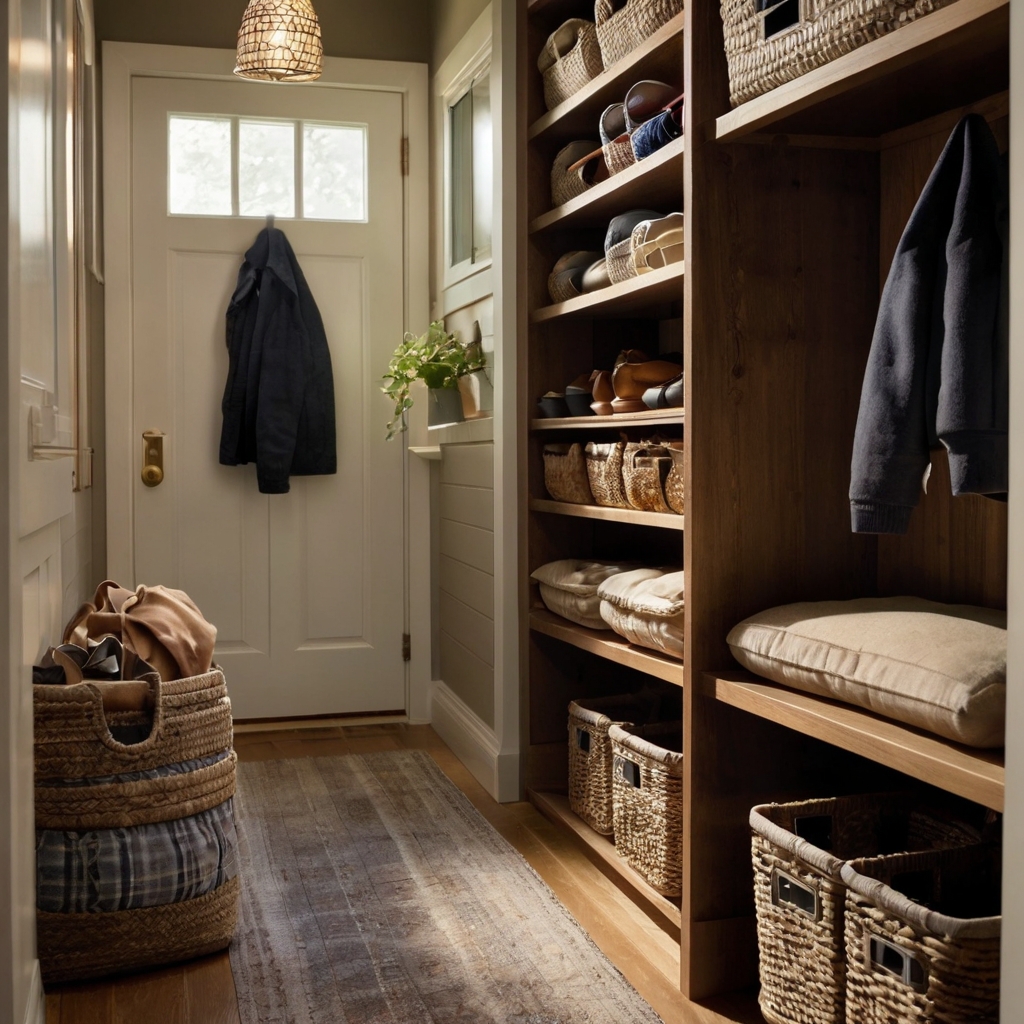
[850, 501, 913, 534]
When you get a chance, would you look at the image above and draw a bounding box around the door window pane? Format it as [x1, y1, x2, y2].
[239, 120, 296, 218]
[448, 70, 492, 270]
[169, 116, 232, 216]
[302, 124, 367, 221]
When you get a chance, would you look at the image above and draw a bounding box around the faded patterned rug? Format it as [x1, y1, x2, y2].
[230, 750, 663, 1024]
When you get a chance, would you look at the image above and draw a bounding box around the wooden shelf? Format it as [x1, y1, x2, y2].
[529, 13, 685, 143]
[714, 0, 1009, 142]
[530, 498, 684, 530]
[532, 262, 684, 323]
[530, 137, 684, 235]
[529, 790, 683, 930]
[532, 408, 683, 430]
[712, 671, 1005, 812]
[530, 609, 684, 686]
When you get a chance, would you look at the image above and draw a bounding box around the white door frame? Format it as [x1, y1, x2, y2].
[102, 41, 431, 720]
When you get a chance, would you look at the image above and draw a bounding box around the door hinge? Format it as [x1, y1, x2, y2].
[402, 633, 411, 662]
[400, 137, 410, 176]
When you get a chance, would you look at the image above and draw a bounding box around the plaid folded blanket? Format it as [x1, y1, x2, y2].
[37, 797, 236, 913]
[37, 749, 231, 789]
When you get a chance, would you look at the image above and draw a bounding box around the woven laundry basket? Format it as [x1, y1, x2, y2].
[538, 19, 603, 111]
[719, 0, 959, 108]
[841, 843, 1001, 1023]
[34, 669, 239, 983]
[568, 693, 662, 835]
[585, 440, 630, 508]
[595, 0, 684, 69]
[543, 443, 594, 504]
[750, 793, 982, 1024]
[609, 721, 683, 895]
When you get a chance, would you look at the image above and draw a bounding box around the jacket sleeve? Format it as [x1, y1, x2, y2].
[254, 276, 311, 494]
[849, 120, 964, 534]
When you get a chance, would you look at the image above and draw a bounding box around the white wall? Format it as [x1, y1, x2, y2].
[1001, 4, 1023, 1018]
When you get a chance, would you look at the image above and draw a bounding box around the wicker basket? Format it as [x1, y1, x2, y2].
[600, 104, 636, 176]
[538, 19, 604, 111]
[606, 236, 639, 284]
[595, 0, 684, 69]
[622, 443, 673, 513]
[544, 443, 594, 504]
[609, 721, 683, 895]
[841, 844, 1001, 1023]
[719, 0, 958, 108]
[665, 446, 684, 514]
[568, 693, 662, 835]
[34, 670, 239, 982]
[585, 440, 630, 508]
[751, 794, 982, 1024]
[551, 141, 599, 208]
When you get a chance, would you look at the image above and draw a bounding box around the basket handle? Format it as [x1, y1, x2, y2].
[771, 868, 819, 920]
[868, 935, 927, 992]
[594, 0, 617, 27]
[614, 755, 642, 789]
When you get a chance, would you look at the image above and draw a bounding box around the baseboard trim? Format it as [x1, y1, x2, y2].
[233, 713, 409, 734]
[25, 959, 44, 1024]
[430, 681, 518, 802]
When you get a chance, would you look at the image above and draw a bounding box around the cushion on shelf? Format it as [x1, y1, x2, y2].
[531, 559, 639, 630]
[598, 568, 685, 659]
[726, 597, 1007, 748]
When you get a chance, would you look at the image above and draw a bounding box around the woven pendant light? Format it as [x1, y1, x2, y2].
[235, 0, 323, 82]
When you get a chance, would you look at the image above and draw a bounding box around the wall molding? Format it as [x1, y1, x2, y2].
[430, 680, 518, 802]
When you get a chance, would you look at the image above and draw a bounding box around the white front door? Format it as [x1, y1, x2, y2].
[117, 72, 408, 719]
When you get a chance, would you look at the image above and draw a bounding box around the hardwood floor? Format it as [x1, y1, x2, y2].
[45, 724, 761, 1024]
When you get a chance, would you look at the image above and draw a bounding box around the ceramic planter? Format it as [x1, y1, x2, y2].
[427, 386, 465, 427]
[459, 368, 494, 420]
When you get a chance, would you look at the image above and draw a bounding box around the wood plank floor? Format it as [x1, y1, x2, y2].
[45, 724, 761, 1024]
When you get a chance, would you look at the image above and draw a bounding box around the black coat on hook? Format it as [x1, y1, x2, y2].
[219, 227, 337, 494]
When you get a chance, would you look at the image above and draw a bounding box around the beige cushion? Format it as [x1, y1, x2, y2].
[598, 569, 684, 659]
[726, 597, 1007, 748]
[531, 560, 638, 631]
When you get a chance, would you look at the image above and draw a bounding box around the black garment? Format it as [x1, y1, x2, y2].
[220, 228, 337, 494]
[850, 114, 1009, 534]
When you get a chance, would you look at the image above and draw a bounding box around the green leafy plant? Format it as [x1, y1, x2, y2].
[381, 321, 486, 440]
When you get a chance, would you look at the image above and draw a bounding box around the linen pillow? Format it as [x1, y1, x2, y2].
[530, 559, 639, 631]
[726, 597, 1007, 748]
[598, 569, 684, 659]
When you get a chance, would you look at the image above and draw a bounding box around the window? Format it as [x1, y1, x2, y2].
[167, 115, 368, 221]
[446, 70, 492, 278]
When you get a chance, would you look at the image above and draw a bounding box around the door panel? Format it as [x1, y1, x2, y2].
[128, 76, 406, 718]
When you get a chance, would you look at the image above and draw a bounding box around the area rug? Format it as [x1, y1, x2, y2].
[229, 750, 663, 1024]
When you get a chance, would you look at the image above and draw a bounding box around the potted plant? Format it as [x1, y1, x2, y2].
[381, 321, 486, 439]
[457, 325, 494, 419]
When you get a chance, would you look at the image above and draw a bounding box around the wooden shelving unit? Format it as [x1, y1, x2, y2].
[712, 672, 1005, 812]
[528, 12, 685, 142]
[529, 790, 683, 929]
[531, 263, 684, 323]
[531, 408, 683, 431]
[520, 0, 1009, 1010]
[530, 137, 685, 234]
[530, 498, 684, 530]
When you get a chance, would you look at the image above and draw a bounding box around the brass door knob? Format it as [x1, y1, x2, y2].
[141, 430, 165, 487]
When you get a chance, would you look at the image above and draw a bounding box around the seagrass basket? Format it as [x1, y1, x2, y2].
[606, 235, 639, 284]
[719, 0, 959, 108]
[34, 669, 239, 983]
[622, 443, 674, 513]
[538, 19, 603, 111]
[568, 693, 662, 835]
[551, 141, 598, 207]
[665, 446, 685, 514]
[600, 104, 636, 176]
[609, 721, 683, 895]
[544, 443, 594, 504]
[585, 440, 629, 508]
[595, 0, 684, 69]
[841, 844, 1001, 1023]
[750, 794, 982, 1024]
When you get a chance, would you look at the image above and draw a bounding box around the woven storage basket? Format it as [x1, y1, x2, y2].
[585, 440, 630, 508]
[544, 443, 594, 504]
[595, 0, 685, 69]
[609, 721, 683, 895]
[551, 141, 599, 207]
[538, 19, 603, 111]
[600, 104, 636, 176]
[622, 443, 673, 513]
[34, 669, 238, 982]
[841, 844, 1001, 1023]
[568, 693, 662, 835]
[719, 0, 958, 108]
[606, 236, 639, 284]
[751, 794, 982, 1024]
[665, 446, 684, 514]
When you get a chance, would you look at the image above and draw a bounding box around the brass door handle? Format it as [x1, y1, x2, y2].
[142, 431, 165, 487]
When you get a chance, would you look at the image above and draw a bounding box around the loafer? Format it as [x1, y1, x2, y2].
[632, 212, 685, 273]
[612, 358, 682, 413]
[642, 372, 684, 409]
[590, 370, 615, 415]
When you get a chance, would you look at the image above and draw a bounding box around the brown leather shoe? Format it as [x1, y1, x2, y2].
[590, 370, 615, 416]
[611, 357, 681, 413]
